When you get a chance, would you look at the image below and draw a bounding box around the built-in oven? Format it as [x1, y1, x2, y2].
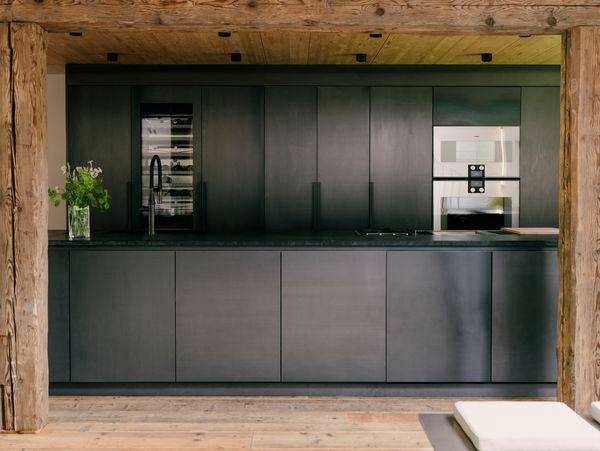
[434, 126, 520, 178]
[433, 180, 519, 230]
[433, 126, 520, 230]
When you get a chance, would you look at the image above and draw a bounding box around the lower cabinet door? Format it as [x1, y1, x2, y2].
[492, 251, 558, 382]
[282, 251, 386, 382]
[387, 251, 492, 382]
[49, 249, 70, 383]
[70, 251, 175, 382]
[176, 251, 281, 382]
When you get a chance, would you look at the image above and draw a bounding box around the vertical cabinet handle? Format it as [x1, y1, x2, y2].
[368, 181, 374, 228]
[312, 182, 321, 231]
[126, 181, 132, 231]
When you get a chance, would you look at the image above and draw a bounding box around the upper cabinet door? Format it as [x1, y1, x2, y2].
[202, 87, 265, 231]
[265, 87, 317, 231]
[318, 87, 370, 230]
[520, 87, 560, 227]
[370, 87, 433, 230]
[68, 85, 132, 231]
[433, 87, 521, 126]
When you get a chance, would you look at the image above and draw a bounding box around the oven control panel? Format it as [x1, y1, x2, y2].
[468, 164, 485, 193]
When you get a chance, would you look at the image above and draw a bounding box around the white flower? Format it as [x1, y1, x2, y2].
[60, 165, 67, 175]
[87, 160, 94, 166]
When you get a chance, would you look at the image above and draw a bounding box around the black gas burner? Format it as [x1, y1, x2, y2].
[356, 228, 411, 236]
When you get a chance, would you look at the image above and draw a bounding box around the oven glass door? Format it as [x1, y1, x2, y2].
[433, 180, 519, 230]
[433, 126, 520, 178]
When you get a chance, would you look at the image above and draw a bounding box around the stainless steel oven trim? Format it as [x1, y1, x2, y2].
[433, 126, 520, 178]
[433, 180, 520, 230]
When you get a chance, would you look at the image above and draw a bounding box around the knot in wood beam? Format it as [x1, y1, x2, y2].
[247, 1, 257, 8]
[548, 15, 558, 27]
[485, 16, 495, 27]
[375, 7, 385, 16]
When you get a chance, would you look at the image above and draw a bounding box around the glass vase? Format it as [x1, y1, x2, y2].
[68, 205, 90, 240]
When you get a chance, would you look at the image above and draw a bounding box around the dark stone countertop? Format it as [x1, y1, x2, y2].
[48, 230, 558, 248]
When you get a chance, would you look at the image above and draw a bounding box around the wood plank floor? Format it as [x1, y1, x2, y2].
[0, 396, 547, 450]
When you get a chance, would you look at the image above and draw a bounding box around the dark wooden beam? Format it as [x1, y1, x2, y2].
[0, 22, 48, 432]
[558, 25, 600, 415]
[2, 1, 600, 33]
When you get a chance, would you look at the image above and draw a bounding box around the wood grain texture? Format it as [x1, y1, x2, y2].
[47, 31, 561, 66]
[0, 21, 16, 432]
[557, 26, 600, 415]
[0, 22, 48, 432]
[4, 1, 600, 33]
[0, 396, 554, 450]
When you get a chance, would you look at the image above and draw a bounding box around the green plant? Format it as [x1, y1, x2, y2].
[48, 161, 111, 209]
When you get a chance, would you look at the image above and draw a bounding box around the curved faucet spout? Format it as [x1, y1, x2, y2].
[148, 155, 163, 235]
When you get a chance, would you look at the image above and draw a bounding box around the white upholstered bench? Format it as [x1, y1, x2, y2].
[453, 401, 600, 451]
[593, 402, 600, 425]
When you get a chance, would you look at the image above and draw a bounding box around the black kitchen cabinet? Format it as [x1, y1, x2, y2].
[433, 87, 521, 125]
[68, 85, 132, 231]
[520, 87, 560, 227]
[176, 251, 280, 382]
[281, 251, 386, 382]
[70, 250, 175, 382]
[202, 87, 265, 231]
[265, 86, 317, 230]
[492, 251, 558, 382]
[370, 87, 433, 230]
[387, 251, 492, 382]
[48, 249, 70, 383]
[317, 87, 370, 229]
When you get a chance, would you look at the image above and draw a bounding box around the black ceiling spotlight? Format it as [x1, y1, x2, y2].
[218, 31, 232, 38]
[230, 52, 242, 62]
[519, 34, 532, 38]
[106, 52, 118, 62]
[481, 53, 493, 63]
[356, 53, 368, 63]
[68, 32, 83, 37]
[369, 33, 383, 38]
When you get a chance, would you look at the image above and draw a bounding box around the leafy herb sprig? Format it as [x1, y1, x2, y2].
[48, 161, 111, 209]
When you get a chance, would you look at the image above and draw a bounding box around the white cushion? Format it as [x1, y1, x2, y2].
[454, 401, 600, 451]
[593, 402, 600, 424]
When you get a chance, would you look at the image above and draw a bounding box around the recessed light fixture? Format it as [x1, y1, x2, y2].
[369, 33, 383, 38]
[231, 52, 242, 62]
[106, 52, 118, 62]
[356, 53, 367, 63]
[218, 31, 232, 38]
[481, 53, 493, 63]
[69, 32, 83, 37]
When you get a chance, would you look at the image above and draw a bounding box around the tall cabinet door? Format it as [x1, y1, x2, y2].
[68, 85, 132, 231]
[265, 87, 317, 230]
[387, 251, 492, 382]
[370, 87, 433, 230]
[70, 251, 175, 382]
[49, 249, 70, 383]
[492, 251, 558, 382]
[176, 251, 281, 382]
[202, 87, 265, 231]
[520, 87, 560, 227]
[282, 251, 386, 382]
[317, 87, 370, 230]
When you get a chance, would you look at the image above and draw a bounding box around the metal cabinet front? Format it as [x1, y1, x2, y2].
[70, 250, 175, 382]
[387, 250, 492, 382]
[491, 251, 558, 383]
[176, 251, 281, 382]
[282, 251, 386, 382]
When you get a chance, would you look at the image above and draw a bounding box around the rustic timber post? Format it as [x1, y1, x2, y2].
[0, 22, 48, 432]
[558, 26, 600, 415]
